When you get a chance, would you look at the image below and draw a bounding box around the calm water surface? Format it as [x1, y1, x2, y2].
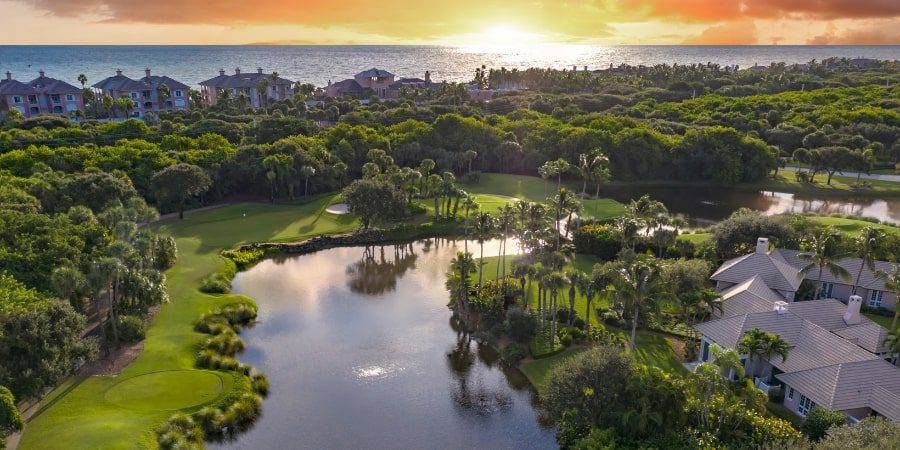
[217, 238, 554, 449]
[602, 186, 900, 226]
[1, 45, 898, 88]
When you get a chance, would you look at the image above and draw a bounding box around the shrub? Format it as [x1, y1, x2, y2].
[200, 273, 232, 294]
[572, 318, 586, 330]
[504, 308, 537, 343]
[193, 407, 225, 438]
[0, 386, 23, 438]
[153, 236, 178, 270]
[250, 372, 270, 397]
[572, 224, 622, 260]
[117, 315, 146, 343]
[221, 248, 268, 271]
[800, 407, 847, 441]
[601, 310, 625, 328]
[203, 331, 245, 357]
[156, 413, 204, 450]
[500, 343, 527, 366]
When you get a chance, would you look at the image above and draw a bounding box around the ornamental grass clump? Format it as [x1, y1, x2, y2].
[156, 413, 204, 450]
[250, 372, 270, 397]
[203, 332, 245, 357]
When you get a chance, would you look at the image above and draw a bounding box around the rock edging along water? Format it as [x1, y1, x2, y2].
[234, 225, 461, 256]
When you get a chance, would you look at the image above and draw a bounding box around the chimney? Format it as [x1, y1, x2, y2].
[219, 68, 225, 76]
[38, 69, 45, 78]
[843, 295, 863, 325]
[774, 301, 789, 315]
[235, 67, 241, 75]
[116, 69, 122, 76]
[4, 71, 10, 81]
[257, 67, 263, 74]
[145, 68, 151, 78]
[756, 237, 769, 255]
[424, 70, 431, 83]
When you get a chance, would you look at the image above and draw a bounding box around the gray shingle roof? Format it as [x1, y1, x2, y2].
[329, 79, 365, 92]
[711, 251, 802, 292]
[141, 75, 190, 91]
[29, 76, 81, 95]
[776, 359, 900, 420]
[93, 74, 147, 92]
[0, 79, 39, 96]
[356, 68, 394, 78]
[774, 249, 895, 292]
[718, 275, 786, 318]
[200, 72, 293, 89]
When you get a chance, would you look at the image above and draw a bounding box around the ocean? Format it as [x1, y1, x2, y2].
[1, 45, 899, 89]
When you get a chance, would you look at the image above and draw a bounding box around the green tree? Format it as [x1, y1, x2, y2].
[542, 347, 633, 424]
[543, 271, 569, 348]
[448, 251, 477, 309]
[613, 258, 675, 353]
[850, 226, 883, 295]
[566, 269, 586, 325]
[800, 407, 850, 441]
[473, 211, 496, 289]
[157, 83, 170, 109]
[816, 417, 900, 449]
[151, 164, 212, 220]
[736, 328, 792, 379]
[0, 385, 22, 444]
[884, 327, 900, 365]
[342, 178, 405, 230]
[511, 262, 535, 309]
[797, 227, 852, 300]
[77, 73, 87, 88]
[300, 165, 316, 197]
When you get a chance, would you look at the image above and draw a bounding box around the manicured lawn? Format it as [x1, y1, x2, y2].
[864, 313, 896, 330]
[677, 232, 713, 244]
[750, 172, 900, 197]
[810, 216, 900, 235]
[463, 173, 628, 220]
[480, 253, 686, 383]
[520, 347, 588, 391]
[20, 195, 358, 450]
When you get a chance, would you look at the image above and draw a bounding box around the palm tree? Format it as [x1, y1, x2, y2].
[474, 212, 496, 289]
[881, 265, 900, 329]
[850, 227, 883, 295]
[462, 194, 478, 253]
[737, 328, 792, 379]
[511, 263, 536, 309]
[257, 77, 270, 109]
[448, 252, 477, 310]
[797, 228, 851, 300]
[544, 271, 569, 348]
[614, 258, 674, 353]
[77, 73, 88, 88]
[464, 150, 478, 175]
[156, 83, 170, 110]
[883, 327, 900, 365]
[539, 158, 571, 196]
[550, 187, 576, 250]
[333, 161, 348, 188]
[495, 205, 516, 282]
[576, 151, 609, 223]
[92, 256, 126, 347]
[271, 71, 280, 101]
[300, 165, 316, 197]
[566, 270, 587, 325]
[427, 174, 442, 221]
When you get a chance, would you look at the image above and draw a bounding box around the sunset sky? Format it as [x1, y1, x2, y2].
[2, 0, 899, 45]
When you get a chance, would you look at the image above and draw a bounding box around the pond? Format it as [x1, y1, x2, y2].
[215, 239, 555, 450]
[601, 186, 900, 226]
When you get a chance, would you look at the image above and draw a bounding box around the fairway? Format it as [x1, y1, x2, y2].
[19, 195, 359, 450]
[104, 371, 225, 411]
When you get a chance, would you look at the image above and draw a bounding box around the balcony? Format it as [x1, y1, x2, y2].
[754, 377, 780, 394]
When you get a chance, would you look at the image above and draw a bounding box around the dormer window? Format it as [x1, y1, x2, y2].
[174, 90, 183, 97]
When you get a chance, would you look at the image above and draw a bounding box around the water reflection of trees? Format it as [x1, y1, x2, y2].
[446, 315, 512, 415]
[345, 244, 418, 295]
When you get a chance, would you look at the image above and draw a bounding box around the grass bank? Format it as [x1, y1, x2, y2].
[20, 195, 358, 449]
[463, 173, 628, 220]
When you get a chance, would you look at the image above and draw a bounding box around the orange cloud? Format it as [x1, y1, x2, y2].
[624, 0, 900, 21]
[682, 21, 759, 45]
[808, 19, 900, 44]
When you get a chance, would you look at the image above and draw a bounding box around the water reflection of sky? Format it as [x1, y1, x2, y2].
[759, 192, 900, 225]
[218, 238, 550, 450]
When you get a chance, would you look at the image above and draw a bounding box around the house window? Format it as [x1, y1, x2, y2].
[28, 95, 37, 104]
[51, 94, 60, 103]
[788, 387, 794, 400]
[174, 90, 183, 97]
[52, 106, 62, 114]
[869, 290, 883, 308]
[820, 282, 834, 299]
[798, 394, 815, 416]
[66, 94, 74, 101]
[12, 96, 21, 103]
[131, 92, 139, 100]
[30, 107, 39, 114]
